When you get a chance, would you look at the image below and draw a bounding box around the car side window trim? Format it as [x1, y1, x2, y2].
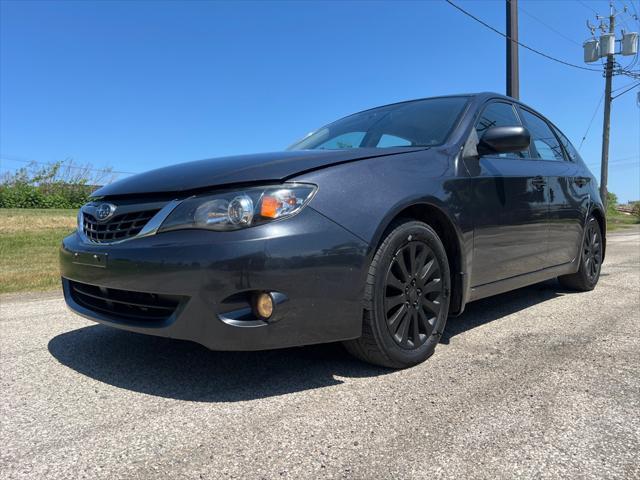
[517, 106, 567, 162]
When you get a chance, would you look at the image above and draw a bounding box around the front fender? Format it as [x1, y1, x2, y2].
[295, 149, 473, 314]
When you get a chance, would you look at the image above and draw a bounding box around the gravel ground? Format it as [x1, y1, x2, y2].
[1, 229, 639, 480]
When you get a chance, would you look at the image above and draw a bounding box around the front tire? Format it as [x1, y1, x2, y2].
[344, 220, 451, 368]
[558, 215, 603, 291]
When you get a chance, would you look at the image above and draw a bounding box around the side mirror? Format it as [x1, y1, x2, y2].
[477, 126, 531, 156]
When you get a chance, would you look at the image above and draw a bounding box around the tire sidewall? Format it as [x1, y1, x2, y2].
[371, 221, 451, 366]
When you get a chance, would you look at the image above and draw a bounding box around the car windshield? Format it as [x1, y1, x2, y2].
[288, 96, 469, 151]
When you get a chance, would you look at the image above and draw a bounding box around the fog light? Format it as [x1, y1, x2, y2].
[254, 292, 274, 319]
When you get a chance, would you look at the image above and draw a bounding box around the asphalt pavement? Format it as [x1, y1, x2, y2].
[1, 228, 639, 479]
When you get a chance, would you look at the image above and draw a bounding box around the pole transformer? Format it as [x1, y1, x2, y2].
[506, 0, 519, 99]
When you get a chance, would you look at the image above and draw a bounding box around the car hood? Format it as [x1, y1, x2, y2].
[92, 147, 426, 197]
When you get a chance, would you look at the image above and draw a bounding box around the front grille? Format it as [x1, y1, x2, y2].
[69, 280, 185, 323]
[83, 209, 160, 243]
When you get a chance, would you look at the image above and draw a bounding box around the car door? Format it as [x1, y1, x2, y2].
[517, 108, 588, 268]
[467, 101, 549, 287]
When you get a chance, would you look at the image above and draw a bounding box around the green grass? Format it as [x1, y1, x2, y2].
[607, 211, 640, 232]
[0, 208, 76, 294]
[0, 207, 638, 295]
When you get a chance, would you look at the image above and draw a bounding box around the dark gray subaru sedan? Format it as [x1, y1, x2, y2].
[60, 93, 605, 368]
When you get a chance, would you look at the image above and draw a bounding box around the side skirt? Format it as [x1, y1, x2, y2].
[468, 260, 579, 303]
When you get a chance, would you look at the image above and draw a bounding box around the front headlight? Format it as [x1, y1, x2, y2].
[158, 183, 317, 232]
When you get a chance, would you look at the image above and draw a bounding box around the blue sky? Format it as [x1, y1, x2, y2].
[1, 0, 638, 201]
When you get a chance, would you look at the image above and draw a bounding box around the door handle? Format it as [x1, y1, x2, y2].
[574, 177, 590, 187]
[531, 176, 546, 190]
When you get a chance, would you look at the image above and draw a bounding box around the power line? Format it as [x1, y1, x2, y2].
[612, 80, 640, 91]
[578, 92, 604, 151]
[586, 162, 640, 171]
[519, 4, 582, 46]
[606, 154, 640, 161]
[611, 81, 640, 98]
[602, 163, 640, 171]
[619, 49, 639, 73]
[445, 0, 603, 72]
[587, 156, 639, 166]
[615, 0, 632, 30]
[628, 0, 640, 24]
[0, 155, 137, 176]
[576, 0, 599, 15]
[617, 0, 640, 28]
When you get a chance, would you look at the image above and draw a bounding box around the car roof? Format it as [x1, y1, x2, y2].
[349, 92, 555, 128]
[323, 92, 566, 144]
[347, 92, 528, 116]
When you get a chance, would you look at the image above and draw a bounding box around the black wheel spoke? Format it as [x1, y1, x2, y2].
[396, 253, 411, 283]
[411, 311, 421, 346]
[386, 273, 404, 292]
[422, 278, 441, 295]
[422, 297, 441, 316]
[397, 313, 411, 345]
[386, 294, 405, 311]
[415, 247, 428, 272]
[384, 240, 445, 350]
[408, 243, 417, 275]
[388, 304, 407, 332]
[418, 308, 434, 336]
[419, 258, 437, 282]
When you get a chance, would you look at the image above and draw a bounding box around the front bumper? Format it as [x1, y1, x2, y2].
[60, 208, 369, 350]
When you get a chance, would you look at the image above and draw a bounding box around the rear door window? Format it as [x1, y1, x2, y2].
[552, 125, 581, 162]
[519, 109, 565, 162]
[475, 102, 529, 159]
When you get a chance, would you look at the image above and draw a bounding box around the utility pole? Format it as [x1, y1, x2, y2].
[584, 4, 639, 211]
[599, 9, 615, 209]
[506, 0, 519, 99]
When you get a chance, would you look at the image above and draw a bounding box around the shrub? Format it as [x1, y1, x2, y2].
[606, 191, 618, 217]
[0, 160, 115, 209]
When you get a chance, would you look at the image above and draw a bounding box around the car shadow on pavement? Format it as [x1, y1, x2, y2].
[48, 279, 576, 402]
[440, 278, 576, 344]
[48, 326, 391, 402]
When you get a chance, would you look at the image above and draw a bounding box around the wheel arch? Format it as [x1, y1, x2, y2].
[371, 201, 468, 316]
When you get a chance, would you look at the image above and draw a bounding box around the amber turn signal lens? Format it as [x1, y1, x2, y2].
[260, 196, 279, 218]
[255, 292, 274, 319]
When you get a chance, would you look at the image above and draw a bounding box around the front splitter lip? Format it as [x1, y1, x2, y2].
[59, 207, 370, 351]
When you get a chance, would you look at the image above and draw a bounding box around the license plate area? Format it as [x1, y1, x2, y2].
[71, 251, 108, 268]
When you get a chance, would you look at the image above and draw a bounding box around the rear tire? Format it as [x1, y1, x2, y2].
[558, 215, 603, 291]
[344, 220, 450, 368]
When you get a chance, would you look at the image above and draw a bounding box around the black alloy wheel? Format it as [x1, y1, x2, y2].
[343, 220, 450, 368]
[384, 241, 444, 349]
[582, 220, 602, 283]
[558, 215, 603, 291]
